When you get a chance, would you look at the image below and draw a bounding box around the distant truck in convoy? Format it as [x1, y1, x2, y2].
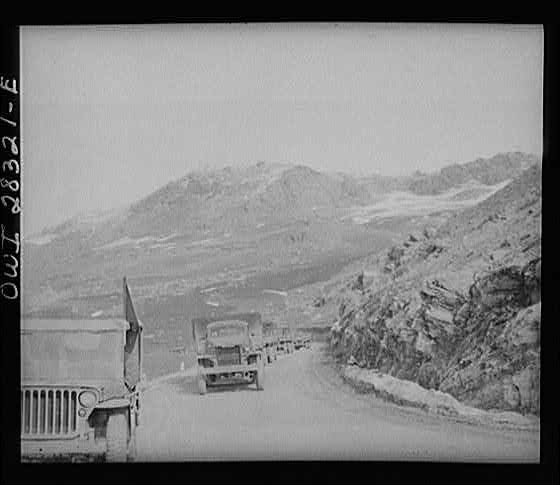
[263, 321, 279, 364]
[20, 278, 143, 462]
[276, 326, 294, 354]
[294, 332, 312, 350]
[192, 312, 266, 394]
[294, 332, 305, 350]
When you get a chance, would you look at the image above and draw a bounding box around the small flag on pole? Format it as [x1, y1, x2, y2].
[123, 276, 140, 332]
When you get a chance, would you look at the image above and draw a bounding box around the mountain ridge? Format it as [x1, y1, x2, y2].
[30, 151, 539, 241]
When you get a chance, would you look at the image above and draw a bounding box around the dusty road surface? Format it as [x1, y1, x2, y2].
[136, 343, 539, 462]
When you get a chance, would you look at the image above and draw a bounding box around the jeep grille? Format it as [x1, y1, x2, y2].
[21, 387, 79, 438]
[216, 346, 241, 366]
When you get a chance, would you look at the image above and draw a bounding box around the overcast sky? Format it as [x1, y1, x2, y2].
[21, 23, 543, 235]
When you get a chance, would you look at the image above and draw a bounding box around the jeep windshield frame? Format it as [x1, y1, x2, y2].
[21, 319, 128, 386]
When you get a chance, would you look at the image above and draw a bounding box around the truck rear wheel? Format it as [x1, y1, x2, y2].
[255, 358, 265, 390]
[106, 412, 129, 462]
[197, 373, 207, 395]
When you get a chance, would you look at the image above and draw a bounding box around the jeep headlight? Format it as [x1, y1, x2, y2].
[78, 390, 97, 408]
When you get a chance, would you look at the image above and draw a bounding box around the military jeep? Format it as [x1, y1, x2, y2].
[20, 278, 143, 462]
[192, 314, 265, 394]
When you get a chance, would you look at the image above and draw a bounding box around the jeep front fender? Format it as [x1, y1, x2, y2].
[95, 398, 131, 410]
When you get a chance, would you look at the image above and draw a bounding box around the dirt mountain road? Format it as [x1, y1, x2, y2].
[136, 344, 539, 462]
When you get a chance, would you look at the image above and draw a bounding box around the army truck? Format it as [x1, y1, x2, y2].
[20, 278, 143, 462]
[293, 332, 305, 350]
[263, 321, 279, 364]
[294, 332, 312, 350]
[276, 326, 294, 354]
[192, 313, 265, 394]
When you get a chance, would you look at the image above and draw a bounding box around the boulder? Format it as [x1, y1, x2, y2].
[422, 226, 437, 239]
[522, 258, 541, 305]
[408, 231, 423, 243]
[417, 361, 441, 390]
[387, 246, 405, 265]
[497, 303, 540, 350]
[512, 365, 540, 414]
[502, 377, 521, 408]
[418, 242, 444, 259]
[420, 279, 465, 310]
[414, 330, 435, 355]
[351, 272, 365, 292]
[424, 306, 455, 325]
[438, 303, 540, 414]
[453, 302, 472, 326]
[471, 267, 526, 309]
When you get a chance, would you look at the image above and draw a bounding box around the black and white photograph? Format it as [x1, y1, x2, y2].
[12, 23, 546, 464]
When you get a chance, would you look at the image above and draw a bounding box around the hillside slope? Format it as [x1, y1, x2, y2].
[329, 164, 542, 415]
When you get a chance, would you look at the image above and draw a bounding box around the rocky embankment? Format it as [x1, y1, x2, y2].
[330, 164, 541, 415]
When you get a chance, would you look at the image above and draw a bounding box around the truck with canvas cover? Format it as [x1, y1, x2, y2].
[294, 331, 311, 350]
[192, 313, 265, 394]
[20, 278, 143, 462]
[293, 332, 305, 350]
[263, 321, 278, 364]
[276, 326, 294, 354]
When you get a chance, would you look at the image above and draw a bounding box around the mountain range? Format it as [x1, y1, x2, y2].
[23, 151, 539, 320]
[30, 151, 538, 243]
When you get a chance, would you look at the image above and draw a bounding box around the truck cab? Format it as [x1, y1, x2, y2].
[277, 326, 294, 354]
[192, 315, 265, 394]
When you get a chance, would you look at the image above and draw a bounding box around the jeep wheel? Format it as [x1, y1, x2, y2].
[106, 412, 128, 462]
[127, 428, 137, 462]
[197, 374, 207, 395]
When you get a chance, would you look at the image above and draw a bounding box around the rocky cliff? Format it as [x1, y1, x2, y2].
[405, 151, 539, 195]
[330, 164, 541, 415]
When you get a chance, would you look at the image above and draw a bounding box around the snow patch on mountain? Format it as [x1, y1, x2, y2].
[344, 179, 511, 224]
